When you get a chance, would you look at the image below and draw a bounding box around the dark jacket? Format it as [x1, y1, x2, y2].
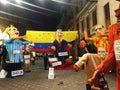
[78, 41, 97, 57]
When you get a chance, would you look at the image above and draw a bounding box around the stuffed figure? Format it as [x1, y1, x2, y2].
[73, 24, 109, 82]
[0, 25, 28, 78]
[88, 4, 120, 90]
[73, 25, 108, 71]
[51, 29, 73, 64]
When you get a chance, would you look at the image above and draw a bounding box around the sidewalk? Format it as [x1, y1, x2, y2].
[0, 58, 116, 90]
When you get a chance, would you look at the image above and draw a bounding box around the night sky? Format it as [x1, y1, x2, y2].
[23, 0, 63, 30]
[0, 0, 70, 33]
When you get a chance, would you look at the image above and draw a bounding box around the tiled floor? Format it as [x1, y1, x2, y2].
[0, 58, 116, 90]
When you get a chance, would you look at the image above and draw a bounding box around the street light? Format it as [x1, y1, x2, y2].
[86, 0, 98, 2]
[15, 0, 22, 4]
[0, 0, 8, 4]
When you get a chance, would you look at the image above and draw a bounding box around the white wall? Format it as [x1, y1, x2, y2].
[97, 0, 120, 27]
[78, 1, 120, 39]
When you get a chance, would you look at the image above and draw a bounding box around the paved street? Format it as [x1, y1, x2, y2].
[0, 58, 116, 90]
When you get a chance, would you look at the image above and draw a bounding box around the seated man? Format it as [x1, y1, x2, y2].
[76, 39, 88, 59]
[73, 24, 109, 79]
[76, 39, 97, 60]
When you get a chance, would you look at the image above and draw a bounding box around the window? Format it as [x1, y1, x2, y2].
[77, 23, 79, 30]
[86, 16, 90, 35]
[81, 20, 84, 32]
[92, 10, 97, 26]
[104, 3, 111, 29]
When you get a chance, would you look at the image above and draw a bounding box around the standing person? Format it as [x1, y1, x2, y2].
[51, 29, 72, 64]
[73, 24, 109, 79]
[0, 45, 7, 69]
[25, 42, 35, 65]
[43, 53, 48, 70]
[87, 4, 120, 90]
[0, 45, 3, 65]
[0, 28, 10, 68]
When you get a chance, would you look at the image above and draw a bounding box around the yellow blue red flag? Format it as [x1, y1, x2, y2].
[26, 30, 78, 43]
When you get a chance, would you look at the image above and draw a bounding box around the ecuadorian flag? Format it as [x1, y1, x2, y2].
[25, 30, 78, 52]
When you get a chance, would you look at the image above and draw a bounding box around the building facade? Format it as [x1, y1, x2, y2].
[59, 0, 120, 39]
[78, 0, 119, 39]
[58, 0, 120, 59]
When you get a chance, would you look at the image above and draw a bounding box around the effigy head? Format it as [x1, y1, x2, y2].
[94, 24, 105, 36]
[55, 29, 63, 40]
[4, 25, 19, 38]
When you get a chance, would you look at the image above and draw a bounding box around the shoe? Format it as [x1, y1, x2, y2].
[87, 70, 109, 90]
[87, 70, 101, 89]
[44, 68, 48, 70]
[0, 69, 8, 78]
[73, 64, 79, 72]
[25, 70, 31, 72]
[65, 58, 73, 64]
